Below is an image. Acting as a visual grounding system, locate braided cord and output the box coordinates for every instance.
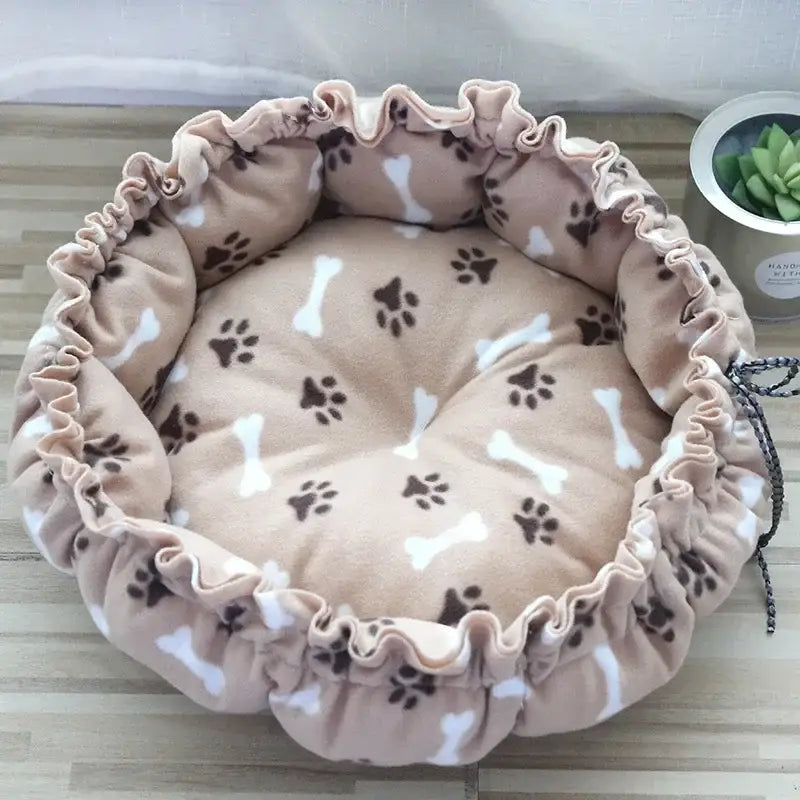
[726,356,800,634]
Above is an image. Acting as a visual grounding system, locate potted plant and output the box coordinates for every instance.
[684,91,800,321]
[713,123,800,222]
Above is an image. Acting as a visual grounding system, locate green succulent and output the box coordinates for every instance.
[714,123,800,222]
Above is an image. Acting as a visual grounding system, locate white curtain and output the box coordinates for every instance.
[2,0,798,118]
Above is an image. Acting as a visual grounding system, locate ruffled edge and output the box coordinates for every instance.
[11,80,768,723]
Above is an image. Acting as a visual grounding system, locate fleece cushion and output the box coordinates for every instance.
[9,80,769,766]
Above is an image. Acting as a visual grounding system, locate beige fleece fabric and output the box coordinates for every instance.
[9,80,770,766]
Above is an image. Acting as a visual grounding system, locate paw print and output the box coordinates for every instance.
[363,616,396,638]
[450,246,497,285]
[575,304,619,346]
[208,318,259,368]
[74,533,90,555]
[319,127,356,171]
[300,375,347,425]
[131,218,153,236]
[507,363,556,410]
[312,632,352,675]
[673,549,718,599]
[678,296,699,326]
[230,141,259,171]
[82,483,108,518]
[643,193,669,218]
[700,260,721,289]
[83,434,130,473]
[441,130,475,162]
[634,597,676,642]
[482,177,509,227]
[158,403,200,455]
[567,599,599,648]
[525,618,546,651]
[201,231,251,275]
[42,464,54,485]
[388,664,436,710]
[614,294,628,341]
[287,101,314,129]
[566,200,601,247]
[458,205,483,224]
[126,555,174,608]
[513,497,559,545]
[388,99,408,124]
[655,255,674,281]
[353,617,395,657]
[436,585,489,626]
[373,276,418,337]
[402,473,449,510]
[217,603,246,635]
[250,242,286,266]
[288,480,338,521]
[609,157,631,179]
[140,359,175,415]
[91,260,123,292]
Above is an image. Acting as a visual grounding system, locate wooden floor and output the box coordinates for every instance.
[1,105,798,799]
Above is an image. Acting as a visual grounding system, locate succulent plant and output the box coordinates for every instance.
[714,123,800,222]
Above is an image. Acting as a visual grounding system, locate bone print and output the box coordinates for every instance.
[426,709,476,766]
[631,518,656,561]
[88,604,110,638]
[736,511,758,546]
[22,506,67,574]
[487,429,568,495]
[733,419,752,441]
[155,625,225,696]
[21,414,53,438]
[270,683,322,716]
[648,386,667,409]
[232,413,272,498]
[393,223,424,239]
[174,188,205,228]
[169,508,190,527]
[523,226,555,259]
[736,474,765,545]
[28,324,58,350]
[101,307,161,370]
[166,358,189,384]
[490,676,531,700]
[262,558,291,589]
[592,388,643,470]
[739,474,765,508]
[393,387,438,460]
[221,556,259,577]
[475,313,552,372]
[593,643,623,722]
[307,151,323,193]
[405,511,488,571]
[256,591,295,630]
[293,255,343,338]
[649,432,684,476]
[381,155,433,224]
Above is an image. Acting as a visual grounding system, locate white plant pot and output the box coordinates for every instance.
[684,91,800,322]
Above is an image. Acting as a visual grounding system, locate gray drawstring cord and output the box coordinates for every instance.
[726,356,800,634]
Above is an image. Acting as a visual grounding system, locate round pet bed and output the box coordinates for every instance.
[10,81,777,765]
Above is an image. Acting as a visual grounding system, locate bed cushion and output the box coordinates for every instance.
[9,79,770,766]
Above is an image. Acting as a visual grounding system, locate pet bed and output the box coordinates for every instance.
[9,80,783,765]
